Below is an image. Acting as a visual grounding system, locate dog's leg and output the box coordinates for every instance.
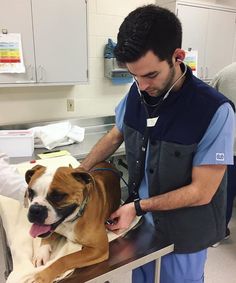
[33,233,60,267]
[28,228,109,283]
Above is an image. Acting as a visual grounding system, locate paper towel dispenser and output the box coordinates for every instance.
[104,38,133,84]
[104,58,133,80]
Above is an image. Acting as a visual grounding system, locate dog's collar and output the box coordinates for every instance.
[67,194,89,222]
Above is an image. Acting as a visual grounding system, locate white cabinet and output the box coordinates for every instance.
[0,0,36,84]
[0,0,88,85]
[177,4,208,79]
[204,9,236,80]
[156,1,236,81]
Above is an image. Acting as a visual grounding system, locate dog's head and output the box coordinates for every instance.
[25,165,94,238]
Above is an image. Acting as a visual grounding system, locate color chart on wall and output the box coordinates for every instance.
[184,50,198,77]
[0,33,25,73]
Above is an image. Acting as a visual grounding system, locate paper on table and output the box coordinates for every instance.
[37,150,71,159]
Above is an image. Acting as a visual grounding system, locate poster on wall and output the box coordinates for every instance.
[184,50,198,77]
[0,33,25,73]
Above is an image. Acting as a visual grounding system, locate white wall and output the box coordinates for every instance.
[156,0,236,7]
[0,0,155,126]
[1,0,235,127]
[216,0,236,7]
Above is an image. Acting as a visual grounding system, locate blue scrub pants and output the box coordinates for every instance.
[226,156,236,228]
[132,249,207,283]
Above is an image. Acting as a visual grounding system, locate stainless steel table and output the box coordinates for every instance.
[59,219,174,283]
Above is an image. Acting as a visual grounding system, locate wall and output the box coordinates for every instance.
[216,0,236,7]
[1,0,235,127]
[0,0,155,126]
[156,0,236,7]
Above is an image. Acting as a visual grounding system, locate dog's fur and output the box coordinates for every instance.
[25,161,121,283]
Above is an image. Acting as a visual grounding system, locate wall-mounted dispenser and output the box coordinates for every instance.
[104,39,133,85]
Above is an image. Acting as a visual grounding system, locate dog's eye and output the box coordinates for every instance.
[28,188,35,201]
[48,190,67,203]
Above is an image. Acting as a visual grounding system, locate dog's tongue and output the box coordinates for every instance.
[29,224,52,238]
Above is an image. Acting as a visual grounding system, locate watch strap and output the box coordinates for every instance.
[134,198,146,216]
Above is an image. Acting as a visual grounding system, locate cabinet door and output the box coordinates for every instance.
[205,9,236,80]
[31,0,88,84]
[177,4,208,79]
[0,0,36,84]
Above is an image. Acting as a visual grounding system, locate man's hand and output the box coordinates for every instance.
[106,202,136,234]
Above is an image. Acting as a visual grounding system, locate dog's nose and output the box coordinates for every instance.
[28,204,48,224]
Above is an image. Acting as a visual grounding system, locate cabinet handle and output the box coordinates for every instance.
[25,64,30,79]
[23,64,35,82]
[38,65,43,81]
[205,67,208,79]
[28,64,35,81]
[200,67,204,79]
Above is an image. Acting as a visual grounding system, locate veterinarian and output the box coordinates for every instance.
[0,152,26,203]
[80,5,235,283]
[210,62,236,247]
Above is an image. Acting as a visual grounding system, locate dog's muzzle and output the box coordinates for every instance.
[28,204,48,224]
[28,203,79,238]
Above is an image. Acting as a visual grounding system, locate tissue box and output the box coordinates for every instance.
[0,130,34,157]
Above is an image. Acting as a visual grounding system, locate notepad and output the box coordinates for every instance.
[37,150,71,159]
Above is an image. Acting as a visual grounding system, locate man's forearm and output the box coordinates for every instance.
[140,164,226,212]
[80,126,124,171]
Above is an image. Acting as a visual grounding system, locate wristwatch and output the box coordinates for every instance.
[134,198,146,216]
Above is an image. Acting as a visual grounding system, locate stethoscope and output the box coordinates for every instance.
[134,60,188,127]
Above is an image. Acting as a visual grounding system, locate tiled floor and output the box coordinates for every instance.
[205,209,236,283]
[1,210,236,283]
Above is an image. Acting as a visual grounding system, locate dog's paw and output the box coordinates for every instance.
[24,272,51,283]
[33,244,52,267]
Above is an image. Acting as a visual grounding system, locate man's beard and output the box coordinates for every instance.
[149,66,176,97]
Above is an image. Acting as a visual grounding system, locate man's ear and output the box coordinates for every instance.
[173,48,185,64]
[25,165,45,184]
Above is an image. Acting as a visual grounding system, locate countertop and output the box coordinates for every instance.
[7,116,125,164]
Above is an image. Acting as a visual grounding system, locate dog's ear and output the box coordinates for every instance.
[25,165,45,184]
[71,171,94,185]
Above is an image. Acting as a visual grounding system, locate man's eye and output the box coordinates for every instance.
[148,73,158,79]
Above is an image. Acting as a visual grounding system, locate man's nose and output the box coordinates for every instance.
[137,78,149,91]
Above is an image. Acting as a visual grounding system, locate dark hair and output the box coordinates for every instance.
[114,5,182,65]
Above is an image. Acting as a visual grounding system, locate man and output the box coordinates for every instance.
[0,152,26,203]
[211,62,236,245]
[80,5,234,283]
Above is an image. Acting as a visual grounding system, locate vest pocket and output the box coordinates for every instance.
[150,141,197,194]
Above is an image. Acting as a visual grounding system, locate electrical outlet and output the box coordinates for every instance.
[67,99,75,112]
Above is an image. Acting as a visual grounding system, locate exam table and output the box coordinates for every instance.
[0,116,174,283]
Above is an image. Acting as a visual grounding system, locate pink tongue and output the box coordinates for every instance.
[29,224,52,238]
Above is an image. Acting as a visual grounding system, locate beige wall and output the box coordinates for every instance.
[1,0,235,126]
[0,0,155,126]
[216,0,236,6]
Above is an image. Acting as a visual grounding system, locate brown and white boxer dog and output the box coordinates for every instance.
[24,161,121,283]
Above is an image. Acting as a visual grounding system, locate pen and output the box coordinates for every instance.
[42,150,61,154]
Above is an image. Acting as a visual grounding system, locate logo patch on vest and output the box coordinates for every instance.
[216,153,225,161]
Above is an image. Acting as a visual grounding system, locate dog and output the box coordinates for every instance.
[24,161,121,283]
